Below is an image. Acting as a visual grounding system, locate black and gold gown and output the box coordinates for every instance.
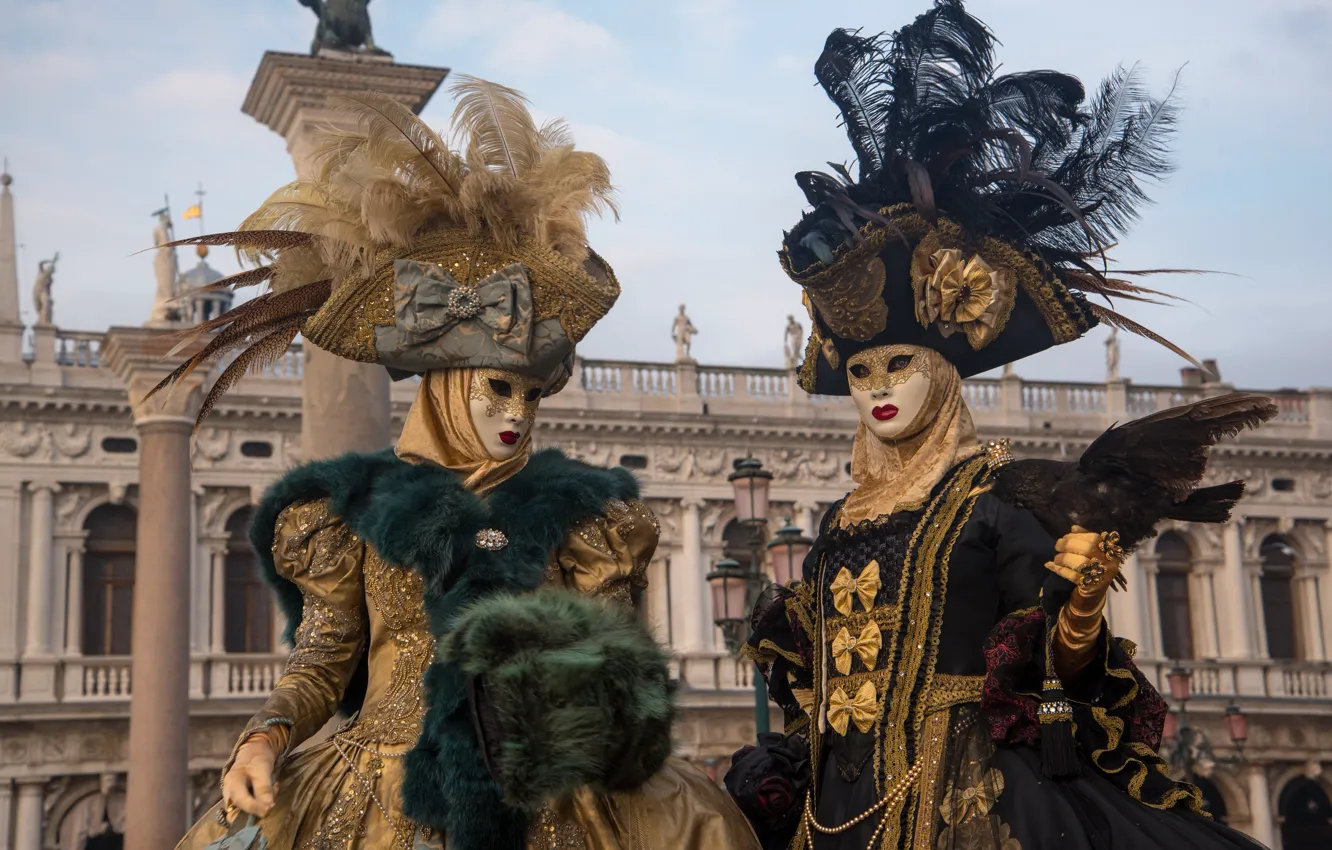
[732,448,1265,850]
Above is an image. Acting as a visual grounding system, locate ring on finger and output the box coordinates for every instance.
[1077,561,1107,588]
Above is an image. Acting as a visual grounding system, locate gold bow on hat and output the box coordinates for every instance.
[829,560,881,617]
[831,621,883,675]
[827,680,878,736]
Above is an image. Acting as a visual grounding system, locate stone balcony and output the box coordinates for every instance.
[11,330,1331,445]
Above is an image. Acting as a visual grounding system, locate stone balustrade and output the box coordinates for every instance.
[10,331,1329,443]
[15,652,1332,706]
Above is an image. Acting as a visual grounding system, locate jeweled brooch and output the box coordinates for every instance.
[475,528,509,551]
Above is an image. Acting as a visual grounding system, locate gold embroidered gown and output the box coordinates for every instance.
[179,498,758,850]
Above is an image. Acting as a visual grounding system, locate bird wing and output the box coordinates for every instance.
[297,0,324,15]
[1079,392,1278,501]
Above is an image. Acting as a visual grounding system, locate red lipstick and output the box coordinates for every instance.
[872,404,898,421]
[499,431,520,445]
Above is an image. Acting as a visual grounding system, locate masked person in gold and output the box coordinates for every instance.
[160,77,759,850]
[724,3,1273,849]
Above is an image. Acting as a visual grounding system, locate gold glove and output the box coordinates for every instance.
[1045,526,1124,680]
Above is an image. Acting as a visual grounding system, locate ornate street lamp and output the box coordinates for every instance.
[705,457,781,740]
[728,457,773,524]
[1162,664,1248,781]
[706,557,749,652]
[767,519,814,587]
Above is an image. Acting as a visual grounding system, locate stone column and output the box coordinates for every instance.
[0,779,13,850]
[1108,552,1146,649]
[0,483,19,703]
[19,483,59,702]
[209,542,228,655]
[1139,554,1164,659]
[794,501,818,540]
[1245,764,1275,847]
[64,539,86,655]
[103,328,205,850]
[1219,520,1256,659]
[1294,569,1326,661]
[12,779,43,850]
[672,498,708,653]
[22,483,57,656]
[241,51,448,461]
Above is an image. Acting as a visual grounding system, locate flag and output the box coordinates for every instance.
[182,205,202,220]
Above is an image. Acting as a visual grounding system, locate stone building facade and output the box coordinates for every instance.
[2,210,1332,848]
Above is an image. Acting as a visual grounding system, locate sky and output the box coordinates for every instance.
[1,0,1329,389]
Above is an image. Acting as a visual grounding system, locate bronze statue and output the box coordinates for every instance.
[297,0,388,55]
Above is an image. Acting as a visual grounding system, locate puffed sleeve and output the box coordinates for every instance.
[548,498,658,608]
[237,499,369,758]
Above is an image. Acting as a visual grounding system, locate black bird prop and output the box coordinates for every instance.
[989,392,1279,584]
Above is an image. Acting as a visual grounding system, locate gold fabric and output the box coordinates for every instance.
[395,369,533,493]
[827,680,878,736]
[910,237,1017,352]
[838,346,980,528]
[179,497,758,850]
[828,560,881,617]
[830,622,882,676]
[1053,588,1109,681]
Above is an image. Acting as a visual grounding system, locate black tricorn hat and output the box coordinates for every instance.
[784,1,1194,396]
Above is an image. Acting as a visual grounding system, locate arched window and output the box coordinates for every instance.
[1278,777,1332,850]
[1260,535,1298,660]
[1192,776,1228,825]
[1155,532,1194,660]
[223,507,272,653]
[83,505,136,656]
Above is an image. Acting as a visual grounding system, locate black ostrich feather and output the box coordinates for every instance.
[799,0,1179,268]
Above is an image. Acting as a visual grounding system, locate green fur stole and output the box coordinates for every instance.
[247,448,657,850]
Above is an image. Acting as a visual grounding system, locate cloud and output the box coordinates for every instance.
[676,0,746,49]
[420,0,623,71]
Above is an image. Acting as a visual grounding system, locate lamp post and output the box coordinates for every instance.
[1162,664,1248,781]
[708,456,815,742]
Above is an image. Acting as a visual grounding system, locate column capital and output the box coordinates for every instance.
[25,481,60,495]
[679,497,707,512]
[101,327,207,425]
[14,775,49,788]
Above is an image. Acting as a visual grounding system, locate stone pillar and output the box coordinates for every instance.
[794,501,817,540]
[1294,569,1327,661]
[0,779,13,850]
[1139,554,1164,659]
[241,51,448,461]
[209,542,228,655]
[1188,568,1221,659]
[102,328,205,850]
[12,779,43,850]
[1245,765,1275,847]
[1220,520,1257,659]
[1108,552,1146,649]
[19,483,59,702]
[673,498,708,653]
[22,483,57,656]
[0,483,20,703]
[64,539,86,655]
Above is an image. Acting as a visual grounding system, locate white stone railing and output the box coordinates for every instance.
[1140,658,1332,701]
[672,651,756,692]
[210,653,287,698]
[17,329,1328,438]
[54,331,103,368]
[63,656,133,701]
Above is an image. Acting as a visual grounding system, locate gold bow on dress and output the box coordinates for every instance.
[827,680,878,736]
[829,560,881,616]
[831,622,883,675]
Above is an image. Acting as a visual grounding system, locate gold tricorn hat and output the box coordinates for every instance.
[150,76,619,425]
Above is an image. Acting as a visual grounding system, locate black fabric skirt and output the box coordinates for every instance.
[807,706,1266,850]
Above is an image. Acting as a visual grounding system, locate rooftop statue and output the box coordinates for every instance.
[297,0,388,56]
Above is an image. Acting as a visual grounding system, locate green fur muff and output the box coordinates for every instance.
[247,448,673,850]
